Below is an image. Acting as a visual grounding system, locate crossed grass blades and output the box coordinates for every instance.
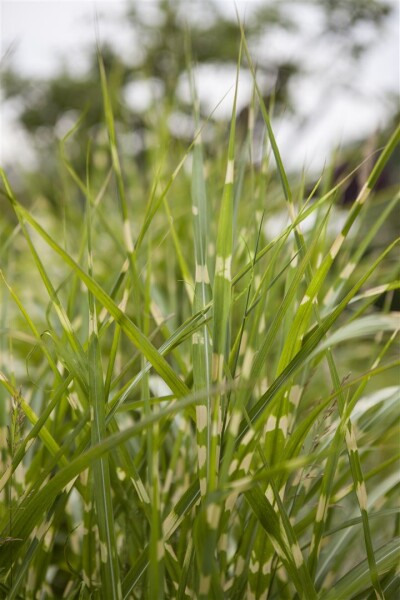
[0,29,399,600]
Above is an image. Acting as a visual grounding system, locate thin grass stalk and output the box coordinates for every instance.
[189,62,213,498]
[97,51,143,329]
[195,40,242,600]
[86,154,122,598]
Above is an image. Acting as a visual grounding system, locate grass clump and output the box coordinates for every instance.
[0,35,399,600]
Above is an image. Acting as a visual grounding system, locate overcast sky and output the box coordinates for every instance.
[1,0,399,171]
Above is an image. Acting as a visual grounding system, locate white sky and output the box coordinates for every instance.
[0,0,399,171]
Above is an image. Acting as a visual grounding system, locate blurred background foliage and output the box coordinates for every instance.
[1,0,398,206]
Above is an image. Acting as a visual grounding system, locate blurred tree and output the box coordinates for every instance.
[0,0,394,201]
